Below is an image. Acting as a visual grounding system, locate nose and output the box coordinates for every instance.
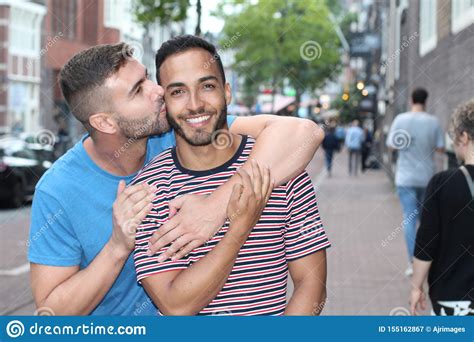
[187,91,204,114]
[149,82,164,102]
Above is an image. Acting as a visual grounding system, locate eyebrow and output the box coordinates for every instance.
[166,75,219,91]
[128,69,148,97]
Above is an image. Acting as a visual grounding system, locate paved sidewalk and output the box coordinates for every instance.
[304,148,416,315]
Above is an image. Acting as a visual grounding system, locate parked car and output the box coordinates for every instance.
[0,136,53,207]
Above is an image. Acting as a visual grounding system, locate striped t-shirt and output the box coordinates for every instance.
[133,135,330,315]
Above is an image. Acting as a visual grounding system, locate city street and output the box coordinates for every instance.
[0,147,415,316]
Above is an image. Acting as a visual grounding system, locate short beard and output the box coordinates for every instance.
[167,106,227,146]
[115,111,169,140]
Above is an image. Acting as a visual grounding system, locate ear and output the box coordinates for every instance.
[224,82,232,106]
[460,131,470,146]
[89,113,118,135]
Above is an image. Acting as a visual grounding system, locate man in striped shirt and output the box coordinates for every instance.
[133,35,330,315]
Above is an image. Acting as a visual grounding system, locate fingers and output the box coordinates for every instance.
[117,183,153,206]
[148,215,179,245]
[155,233,192,262]
[135,200,154,223]
[261,164,271,197]
[148,222,182,255]
[172,240,204,260]
[168,195,186,219]
[227,183,244,221]
[237,168,253,206]
[116,180,126,197]
[250,159,262,197]
[229,183,243,204]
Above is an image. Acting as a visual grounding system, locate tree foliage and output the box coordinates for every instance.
[220,0,342,106]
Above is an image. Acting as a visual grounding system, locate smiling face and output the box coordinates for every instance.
[159,48,231,146]
[104,59,169,139]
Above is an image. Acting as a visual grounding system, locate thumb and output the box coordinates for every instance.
[116,180,126,197]
[229,183,243,204]
[168,195,187,218]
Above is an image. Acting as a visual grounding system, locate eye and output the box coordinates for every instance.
[135,86,142,95]
[203,83,216,90]
[170,89,184,96]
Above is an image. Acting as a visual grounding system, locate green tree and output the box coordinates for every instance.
[133,0,189,29]
[220,0,341,112]
[331,83,364,123]
[134,0,203,36]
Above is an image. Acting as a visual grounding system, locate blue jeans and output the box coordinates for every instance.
[396,186,426,262]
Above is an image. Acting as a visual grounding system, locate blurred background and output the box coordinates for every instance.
[0,0,472,316]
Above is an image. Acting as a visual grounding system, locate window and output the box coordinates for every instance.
[51,0,77,39]
[419,0,437,56]
[452,0,474,33]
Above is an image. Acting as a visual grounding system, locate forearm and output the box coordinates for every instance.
[285,280,326,316]
[238,117,323,184]
[148,228,249,315]
[411,257,432,290]
[211,118,323,216]
[39,241,129,315]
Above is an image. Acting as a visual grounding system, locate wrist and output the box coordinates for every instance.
[106,238,131,261]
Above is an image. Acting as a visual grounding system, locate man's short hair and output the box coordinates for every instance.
[59,43,133,133]
[450,99,474,142]
[155,35,225,85]
[411,88,428,105]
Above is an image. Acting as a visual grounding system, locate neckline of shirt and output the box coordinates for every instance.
[77,134,152,182]
[171,134,248,177]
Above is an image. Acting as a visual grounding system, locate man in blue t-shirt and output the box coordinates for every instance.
[28,42,325,315]
[386,88,445,277]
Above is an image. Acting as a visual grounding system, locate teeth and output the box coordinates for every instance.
[186,115,210,124]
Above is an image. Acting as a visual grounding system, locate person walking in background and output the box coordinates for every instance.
[361,127,373,172]
[322,125,340,177]
[386,88,445,277]
[345,120,364,176]
[410,99,474,316]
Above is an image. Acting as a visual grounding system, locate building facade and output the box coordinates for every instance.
[381,0,474,169]
[0,0,46,133]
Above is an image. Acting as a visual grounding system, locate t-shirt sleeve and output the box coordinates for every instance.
[28,190,82,266]
[134,211,190,283]
[284,171,330,262]
[386,117,399,148]
[414,174,441,261]
[434,121,445,149]
[227,115,237,127]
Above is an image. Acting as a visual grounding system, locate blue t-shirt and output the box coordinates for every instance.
[386,112,444,187]
[28,117,236,316]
